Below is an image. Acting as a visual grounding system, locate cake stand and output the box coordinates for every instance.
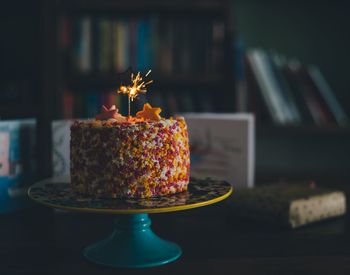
[28,177,232,268]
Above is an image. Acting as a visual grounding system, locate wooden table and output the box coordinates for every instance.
[1,201,350,275]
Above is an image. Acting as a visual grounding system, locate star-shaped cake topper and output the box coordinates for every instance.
[95,105,126,121]
[136,103,162,121]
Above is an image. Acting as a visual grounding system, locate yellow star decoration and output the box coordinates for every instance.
[136,103,162,121]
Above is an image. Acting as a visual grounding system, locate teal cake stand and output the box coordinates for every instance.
[28,177,232,268]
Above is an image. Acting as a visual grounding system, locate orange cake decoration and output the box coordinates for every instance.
[70,70,190,199]
[136,103,162,121]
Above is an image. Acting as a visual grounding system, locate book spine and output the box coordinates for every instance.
[288,62,330,125]
[269,53,302,124]
[136,19,151,71]
[308,65,348,126]
[283,63,314,124]
[129,19,137,70]
[98,18,112,73]
[302,67,336,125]
[247,49,289,124]
[91,18,100,73]
[80,16,92,73]
[263,52,295,124]
[112,21,121,72]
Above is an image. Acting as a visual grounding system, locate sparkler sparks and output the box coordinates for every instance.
[117,70,153,116]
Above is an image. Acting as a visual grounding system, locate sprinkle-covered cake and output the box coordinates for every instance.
[70,103,190,198]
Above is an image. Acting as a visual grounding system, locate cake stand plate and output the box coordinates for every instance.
[28,177,232,268]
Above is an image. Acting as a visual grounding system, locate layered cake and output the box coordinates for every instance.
[70,104,190,198]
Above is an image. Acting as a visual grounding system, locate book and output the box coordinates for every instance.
[247,49,292,124]
[287,61,332,125]
[181,113,255,188]
[98,18,112,72]
[308,65,349,126]
[283,61,315,124]
[121,20,131,71]
[136,19,151,71]
[228,181,346,228]
[112,20,130,72]
[245,55,273,123]
[80,16,92,73]
[269,53,302,124]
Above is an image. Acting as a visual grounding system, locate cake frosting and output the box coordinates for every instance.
[70,116,190,198]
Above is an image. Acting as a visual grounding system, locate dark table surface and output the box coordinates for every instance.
[1,199,350,275]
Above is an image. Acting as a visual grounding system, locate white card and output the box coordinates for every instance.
[52,120,75,176]
[182,113,255,188]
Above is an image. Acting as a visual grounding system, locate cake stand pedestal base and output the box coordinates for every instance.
[28,178,232,268]
[83,214,182,268]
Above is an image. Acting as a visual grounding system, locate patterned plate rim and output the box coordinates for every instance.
[28,178,233,214]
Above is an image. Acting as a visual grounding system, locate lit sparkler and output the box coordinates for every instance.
[117,70,153,117]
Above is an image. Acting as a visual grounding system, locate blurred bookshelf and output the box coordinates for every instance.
[231,0,350,181]
[232,45,350,181]
[42,0,234,121]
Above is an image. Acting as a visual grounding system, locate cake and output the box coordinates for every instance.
[70,104,190,199]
